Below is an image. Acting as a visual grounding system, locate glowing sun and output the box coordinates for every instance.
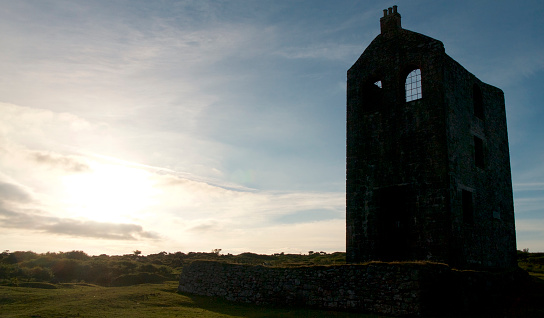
[62,161,159,223]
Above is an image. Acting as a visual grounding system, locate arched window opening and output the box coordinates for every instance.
[473,84,484,119]
[405,69,422,102]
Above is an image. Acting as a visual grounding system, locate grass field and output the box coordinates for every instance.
[2,250,544,317]
[0,281,383,318]
[2,277,544,317]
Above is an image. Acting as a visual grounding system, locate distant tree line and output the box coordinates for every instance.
[0,250,178,286]
[0,250,346,286]
[1,249,541,287]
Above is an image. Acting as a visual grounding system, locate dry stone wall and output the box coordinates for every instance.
[179,261,425,315]
[178,261,529,316]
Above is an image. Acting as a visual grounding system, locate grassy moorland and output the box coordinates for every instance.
[1,250,543,317]
[0,281,387,318]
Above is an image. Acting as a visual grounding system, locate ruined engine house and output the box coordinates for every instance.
[346,6,517,269]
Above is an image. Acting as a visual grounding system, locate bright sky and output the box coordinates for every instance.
[1,1,543,256]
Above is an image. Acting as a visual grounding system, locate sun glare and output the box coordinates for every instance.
[62,162,159,223]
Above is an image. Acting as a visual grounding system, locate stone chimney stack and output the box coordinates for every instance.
[380,5,401,34]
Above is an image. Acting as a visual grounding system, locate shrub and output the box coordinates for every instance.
[110,272,168,286]
[28,266,54,281]
[63,251,90,261]
[137,263,157,273]
[0,264,23,280]
[51,259,81,282]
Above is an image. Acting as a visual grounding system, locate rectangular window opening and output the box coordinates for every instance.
[474,136,484,168]
[462,190,474,224]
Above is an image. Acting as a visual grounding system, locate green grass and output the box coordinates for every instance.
[2,278,544,317]
[0,281,383,318]
[2,251,544,317]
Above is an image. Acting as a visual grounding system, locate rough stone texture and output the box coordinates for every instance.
[346,8,516,269]
[178,260,529,316]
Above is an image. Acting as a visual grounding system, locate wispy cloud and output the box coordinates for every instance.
[41,218,159,241]
[0,102,95,152]
[0,202,158,241]
[29,151,91,173]
[0,176,158,241]
[274,43,363,61]
[514,182,544,191]
[152,171,344,224]
[186,219,223,234]
[517,219,544,233]
[0,181,32,203]
[514,197,544,214]
[482,51,544,89]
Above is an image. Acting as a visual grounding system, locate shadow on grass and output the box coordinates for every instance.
[10,282,57,289]
[178,292,384,318]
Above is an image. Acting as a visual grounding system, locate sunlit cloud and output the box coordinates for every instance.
[0,104,345,252]
[29,151,91,173]
[186,219,224,234]
[41,219,160,241]
[0,175,159,241]
[0,206,159,241]
[0,181,32,203]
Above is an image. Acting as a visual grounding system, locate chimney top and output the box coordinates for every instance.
[380,5,401,34]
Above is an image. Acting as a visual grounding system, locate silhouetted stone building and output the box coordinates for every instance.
[346,6,517,269]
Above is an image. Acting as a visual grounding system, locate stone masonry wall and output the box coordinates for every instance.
[179,260,425,315]
[443,54,517,269]
[346,28,453,265]
[178,260,529,316]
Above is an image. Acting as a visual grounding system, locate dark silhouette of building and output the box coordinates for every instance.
[346,6,517,269]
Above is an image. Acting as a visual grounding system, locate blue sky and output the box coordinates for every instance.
[0,0,543,255]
